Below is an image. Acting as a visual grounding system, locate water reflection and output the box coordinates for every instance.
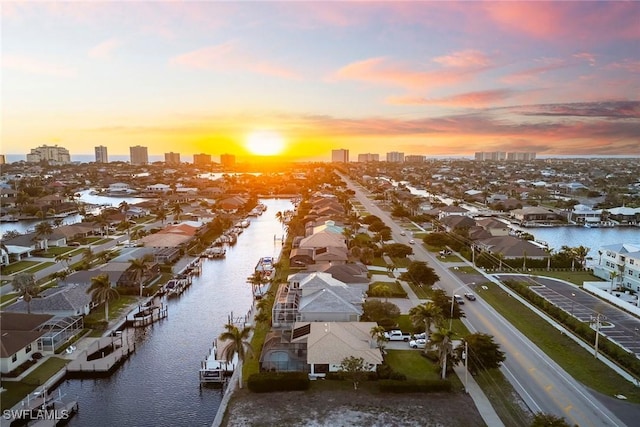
[55,198,292,427]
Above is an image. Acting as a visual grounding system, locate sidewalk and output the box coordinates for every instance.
[453,364,505,427]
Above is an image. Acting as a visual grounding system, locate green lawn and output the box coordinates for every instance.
[84,295,138,324]
[406,281,430,299]
[36,247,75,257]
[0,357,69,410]
[22,262,55,274]
[369,281,407,298]
[477,282,640,403]
[1,261,39,275]
[473,369,534,427]
[526,270,600,286]
[390,257,411,268]
[384,349,442,381]
[438,254,463,262]
[451,266,478,274]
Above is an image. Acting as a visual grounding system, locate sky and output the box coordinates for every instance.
[2,1,640,162]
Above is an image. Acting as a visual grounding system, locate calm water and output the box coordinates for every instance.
[54,198,291,427]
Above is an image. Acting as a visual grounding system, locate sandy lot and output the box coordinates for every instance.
[222,386,485,427]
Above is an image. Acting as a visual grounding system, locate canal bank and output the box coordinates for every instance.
[43,198,292,427]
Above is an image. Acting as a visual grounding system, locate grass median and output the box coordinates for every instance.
[476,281,640,403]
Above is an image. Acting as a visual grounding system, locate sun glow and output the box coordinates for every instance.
[245,130,286,156]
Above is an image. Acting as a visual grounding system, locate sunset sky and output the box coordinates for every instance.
[2,1,639,162]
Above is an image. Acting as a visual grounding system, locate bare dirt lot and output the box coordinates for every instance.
[222,386,485,427]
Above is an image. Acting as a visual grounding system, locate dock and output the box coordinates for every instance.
[126,299,168,327]
[66,330,135,376]
[6,387,79,426]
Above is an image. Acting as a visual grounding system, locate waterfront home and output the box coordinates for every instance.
[0,313,54,374]
[145,183,171,192]
[509,206,563,225]
[311,246,349,265]
[593,243,640,292]
[475,235,549,260]
[568,204,603,225]
[290,322,383,377]
[4,283,94,316]
[298,230,347,252]
[607,207,640,225]
[439,215,476,232]
[272,272,365,328]
[55,223,101,240]
[217,195,248,212]
[474,218,511,237]
[108,182,132,194]
[437,205,470,219]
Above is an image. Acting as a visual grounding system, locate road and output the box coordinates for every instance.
[341,173,632,427]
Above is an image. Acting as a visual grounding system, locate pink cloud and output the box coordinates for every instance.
[607,59,640,74]
[433,50,492,68]
[88,38,122,60]
[333,50,492,90]
[3,54,76,78]
[170,41,298,79]
[501,57,570,85]
[481,2,640,42]
[388,89,516,107]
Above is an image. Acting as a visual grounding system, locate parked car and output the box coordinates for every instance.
[400,231,406,236]
[464,292,476,301]
[384,330,411,341]
[409,338,427,349]
[454,294,465,304]
[412,332,427,340]
[409,239,415,244]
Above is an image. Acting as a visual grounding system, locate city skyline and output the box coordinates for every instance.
[2,2,640,161]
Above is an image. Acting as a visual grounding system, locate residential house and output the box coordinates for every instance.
[509,207,563,225]
[0,313,53,374]
[4,283,94,316]
[593,243,640,292]
[475,235,549,260]
[568,204,603,225]
[3,233,39,261]
[475,218,511,236]
[606,207,640,225]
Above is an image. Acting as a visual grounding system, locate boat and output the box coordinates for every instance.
[255,256,275,277]
[199,339,238,384]
[253,282,270,300]
[203,247,226,259]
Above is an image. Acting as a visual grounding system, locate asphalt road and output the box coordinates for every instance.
[341,173,634,427]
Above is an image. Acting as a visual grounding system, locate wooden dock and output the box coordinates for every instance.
[66,330,135,376]
[126,300,168,327]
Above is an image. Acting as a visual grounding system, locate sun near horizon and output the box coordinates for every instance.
[244,130,286,157]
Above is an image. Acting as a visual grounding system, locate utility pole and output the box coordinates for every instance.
[591,313,605,359]
[464,340,469,393]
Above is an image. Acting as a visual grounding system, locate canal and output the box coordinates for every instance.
[55,198,292,427]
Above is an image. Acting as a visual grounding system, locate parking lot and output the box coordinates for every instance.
[498,275,640,357]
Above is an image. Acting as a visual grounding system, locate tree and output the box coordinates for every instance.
[55,253,73,272]
[609,270,620,292]
[409,302,442,344]
[246,272,269,295]
[382,243,413,258]
[455,333,505,374]
[82,247,94,266]
[371,283,392,302]
[171,202,183,221]
[155,206,167,225]
[218,323,254,389]
[87,273,119,322]
[573,245,590,269]
[430,327,456,379]
[399,261,440,288]
[129,254,155,296]
[530,413,575,427]
[361,300,401,330]
[34,221,53,250]
[12,273,39,314]
[339,356,371,390]
[370,325,387,352]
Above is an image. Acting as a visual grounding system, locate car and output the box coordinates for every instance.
[464,292,476,301]
[68,242,81,247]
[412,332,428,340]
[453,294,465,304]
[408,239,415,244]
[400,231,406,236]
[409,338,427,349]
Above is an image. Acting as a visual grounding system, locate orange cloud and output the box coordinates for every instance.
[433,50,492,68]
[170,41,299,79]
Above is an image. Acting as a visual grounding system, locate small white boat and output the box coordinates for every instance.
[199,339,238,383]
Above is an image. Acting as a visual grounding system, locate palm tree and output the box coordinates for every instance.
[95,213,111,236]
[55,253,72,272]
[171,202,183,222]
[430,327,455,379]
[370,325,387,352]
[129,254,154,297]
[87,273,119,322]
[609,270,620,292]
[155,207,167,225]
[12,273,39,314]
[218,323,253,389]
[409,302,443,345]
[34,221,54,251]
[574,245,590,270]
[118,201,129,214]
[82,247,94,266]
[246,272,269,295]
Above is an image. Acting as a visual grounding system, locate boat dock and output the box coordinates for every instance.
[6,387,79,426]
[66,330,135,377]
[126,299,168,327]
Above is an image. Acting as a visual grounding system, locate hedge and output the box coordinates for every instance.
[378,379,452,393]
[247,372,310,393]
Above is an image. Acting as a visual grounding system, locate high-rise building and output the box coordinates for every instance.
[130,145,149,165]
[475,152,507,161]
[220,153,236,168]
[405,155,425,163]
[0,155,5,165]
[357,153,379,162]
[95,146,108,163]
[507,152,536,161]
[386,151,404,162]
[193,153,211,166]
[26,145,71,164]
[165,152,181,165]
[331,149,349,163]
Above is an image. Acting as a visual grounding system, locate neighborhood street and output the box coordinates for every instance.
[340,173,634,427]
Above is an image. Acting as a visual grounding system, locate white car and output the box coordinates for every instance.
[409,239,416,245]
[409,338,427,349]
